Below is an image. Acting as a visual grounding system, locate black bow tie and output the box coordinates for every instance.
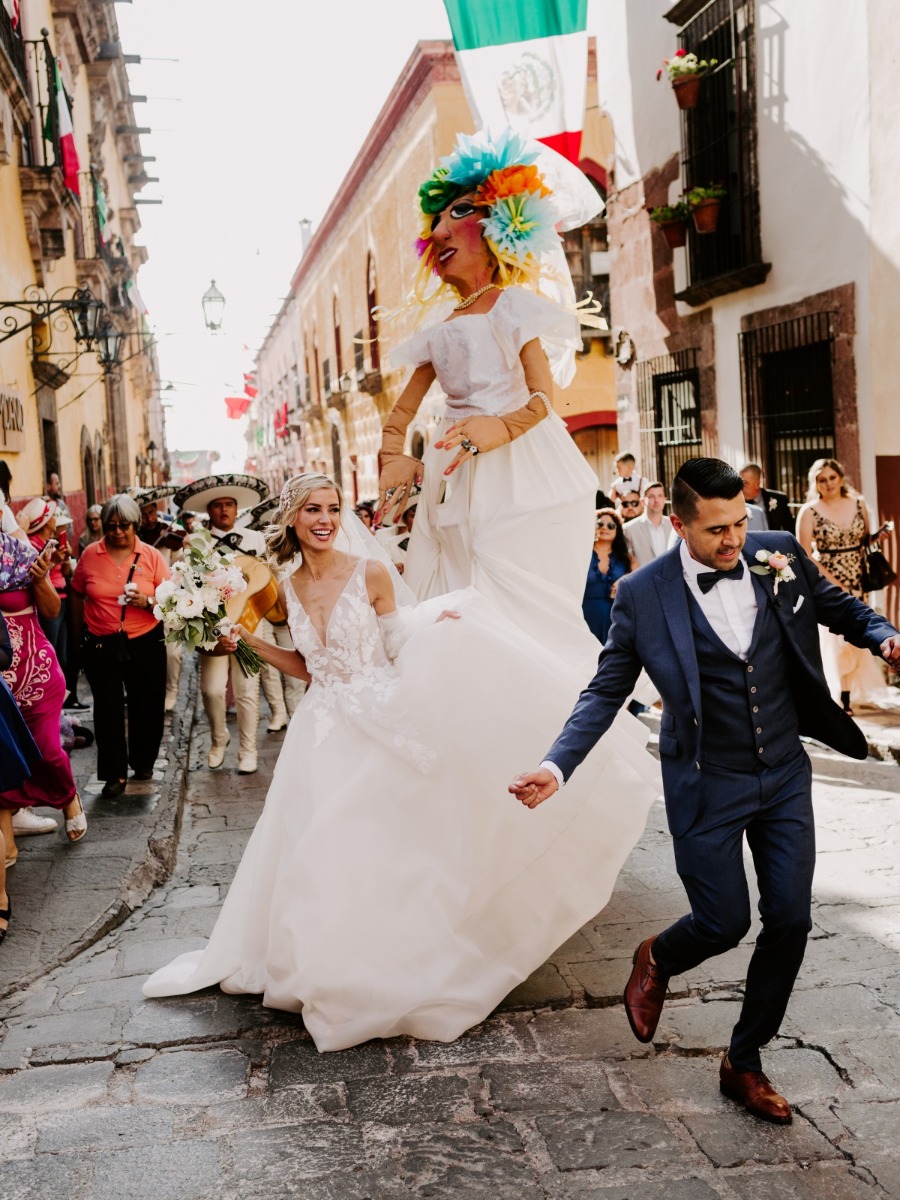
[697,559,744,594]
[214,531,255,555]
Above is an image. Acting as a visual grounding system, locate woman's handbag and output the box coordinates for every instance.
[861,538,897,592]
[82,552,140,664]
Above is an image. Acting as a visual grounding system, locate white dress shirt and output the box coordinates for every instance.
[679,539,758,660]
[210,525,266,556]
[541,541,760,792]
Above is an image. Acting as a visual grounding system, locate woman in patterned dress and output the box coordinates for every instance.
[796,458,890,712]
[0,533,85,866]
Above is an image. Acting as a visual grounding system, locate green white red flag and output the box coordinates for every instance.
[442,0,588,163]
[45,56,80,196]
[3,1,19,31]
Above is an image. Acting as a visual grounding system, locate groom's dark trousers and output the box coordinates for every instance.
[544,532,898,1073]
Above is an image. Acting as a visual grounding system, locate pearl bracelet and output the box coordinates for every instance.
[529,390,553,415]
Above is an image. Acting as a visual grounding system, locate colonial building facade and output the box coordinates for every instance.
[590,0,899,612]
[0,0,163,532]
[249,40,620,504]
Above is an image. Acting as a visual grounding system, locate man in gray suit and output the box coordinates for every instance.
[510,458,900,1124]
[624,482,673,568]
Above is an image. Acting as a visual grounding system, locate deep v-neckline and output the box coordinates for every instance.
[291,558,364,649]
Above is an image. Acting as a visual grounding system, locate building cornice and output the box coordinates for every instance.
[289,40,458,297]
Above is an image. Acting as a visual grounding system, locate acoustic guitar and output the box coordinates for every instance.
[224,553,288,632]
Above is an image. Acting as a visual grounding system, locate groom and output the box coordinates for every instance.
[511,458,900,1124]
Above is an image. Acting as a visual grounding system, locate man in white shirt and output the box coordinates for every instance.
[173,474,269,775]
[624,482,673,568]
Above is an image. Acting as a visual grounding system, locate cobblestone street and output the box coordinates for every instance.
[1,676,899,1199]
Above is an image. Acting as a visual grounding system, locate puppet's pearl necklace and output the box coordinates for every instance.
[453,283,499,311]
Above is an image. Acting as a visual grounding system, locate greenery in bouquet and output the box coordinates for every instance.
[153,529,263,677]
[657,49,718,81]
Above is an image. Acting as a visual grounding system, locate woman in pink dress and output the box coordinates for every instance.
[0,532,85,867]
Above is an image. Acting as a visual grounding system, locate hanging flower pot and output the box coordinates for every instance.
[685,186,727,235]
[648,202,691,249]
[672,75,702,109]
[658,218,689,248]
[657,51,718,110]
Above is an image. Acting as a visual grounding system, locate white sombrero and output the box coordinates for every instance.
[17,497,71,535]
[173,473,269,514]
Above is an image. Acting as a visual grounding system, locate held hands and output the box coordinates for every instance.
[435,416,511,477]
[376,456,424,524]
[27,555,51,583]
[509,768,559,810]
[880,635,900,666]
[123,583,150,609]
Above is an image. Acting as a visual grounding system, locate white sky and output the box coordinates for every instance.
[116,0,454,470]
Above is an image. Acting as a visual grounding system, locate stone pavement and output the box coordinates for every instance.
[0,668,196,1002]
[0,702,898,1198]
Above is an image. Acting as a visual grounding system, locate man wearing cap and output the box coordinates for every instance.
[173,474,268,774]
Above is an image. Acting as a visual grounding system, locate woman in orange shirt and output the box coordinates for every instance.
[71,496,170,799]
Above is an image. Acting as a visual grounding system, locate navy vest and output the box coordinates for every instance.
[687,586,800,771]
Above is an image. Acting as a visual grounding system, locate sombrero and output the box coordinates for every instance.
[173,473,268,514]
[17,498,71,535]
[238,498,279,532]
[130,484,179,508]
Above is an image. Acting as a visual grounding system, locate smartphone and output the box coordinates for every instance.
[57,528,68,550]
[39,538,58,561]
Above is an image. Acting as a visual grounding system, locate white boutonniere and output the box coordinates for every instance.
[768,496,778,512]
[750,549,796,594]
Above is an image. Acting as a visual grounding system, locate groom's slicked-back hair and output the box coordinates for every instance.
[671,458,744,522]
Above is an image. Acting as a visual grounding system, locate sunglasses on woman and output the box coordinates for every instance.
[596,521,617,531]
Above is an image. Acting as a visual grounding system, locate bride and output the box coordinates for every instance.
[143,473,660,1051]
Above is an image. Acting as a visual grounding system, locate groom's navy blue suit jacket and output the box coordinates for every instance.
[545,532,898,836]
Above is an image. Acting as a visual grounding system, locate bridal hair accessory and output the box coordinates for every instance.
[750,549,796,594]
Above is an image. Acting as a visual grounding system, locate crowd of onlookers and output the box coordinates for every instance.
[584,451,894,714]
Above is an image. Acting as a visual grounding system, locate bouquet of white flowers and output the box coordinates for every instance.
[153,529,263,676]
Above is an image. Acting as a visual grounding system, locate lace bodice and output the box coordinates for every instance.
[390,287,580,418]
[283,560,433,769]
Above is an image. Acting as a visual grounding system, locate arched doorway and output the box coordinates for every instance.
[81,427,96,506]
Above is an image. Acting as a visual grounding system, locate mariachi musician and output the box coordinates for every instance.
[173,474,271,775]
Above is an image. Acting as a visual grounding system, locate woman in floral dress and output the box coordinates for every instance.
[0,533,85,865]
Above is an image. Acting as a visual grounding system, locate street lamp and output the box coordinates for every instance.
[70,290,106,347]
[147,440,157,463]
[96,320,126,373]
[202,280,226,331]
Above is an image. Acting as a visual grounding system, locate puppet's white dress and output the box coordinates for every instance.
[395,286,602,669]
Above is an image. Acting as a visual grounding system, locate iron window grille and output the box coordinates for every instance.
[637,348,709,487]
[739,311,836,506]
[676,0,767,303]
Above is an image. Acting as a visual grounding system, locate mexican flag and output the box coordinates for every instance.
[3,1,19,31]
[44,56,80,196]
[443,0,588,163]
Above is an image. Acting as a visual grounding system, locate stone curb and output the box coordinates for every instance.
[0,664,198,1003]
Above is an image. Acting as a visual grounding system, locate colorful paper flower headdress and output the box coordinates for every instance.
[414,129,560,295]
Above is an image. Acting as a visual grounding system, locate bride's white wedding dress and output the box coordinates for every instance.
[144,558,661,1051]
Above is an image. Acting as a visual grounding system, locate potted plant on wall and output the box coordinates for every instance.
[657,50,718,109]
[686,184,727,234]
[648,201,692,249]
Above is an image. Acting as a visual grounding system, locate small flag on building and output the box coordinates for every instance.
[3,1,20,31]
[225,396,251,420]
[442,0,588,164]
[44,56,80,196]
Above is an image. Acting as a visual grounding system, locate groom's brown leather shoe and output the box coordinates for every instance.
[719,1056,793,1124]
[623,936,668,1043]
